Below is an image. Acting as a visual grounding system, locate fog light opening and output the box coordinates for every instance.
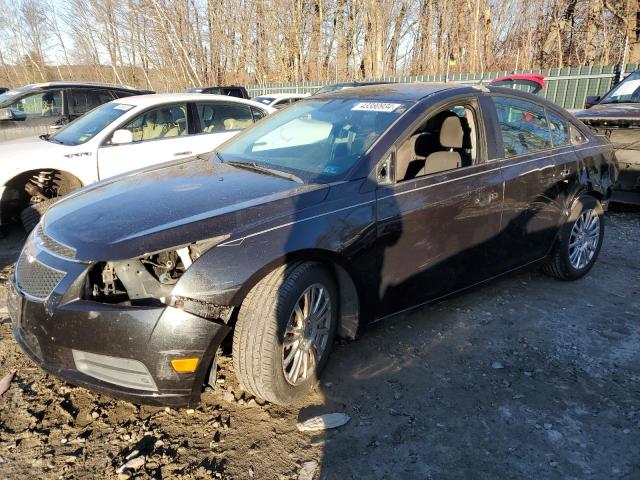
[171,357,200,373]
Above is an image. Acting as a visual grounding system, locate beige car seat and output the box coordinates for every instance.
[224,118,254,130]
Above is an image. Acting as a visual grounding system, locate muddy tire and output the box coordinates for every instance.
[543,195,604,281]
[20,197,61,233]
[232,262,338,405]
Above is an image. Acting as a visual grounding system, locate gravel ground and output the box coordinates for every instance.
[0,210,638,480]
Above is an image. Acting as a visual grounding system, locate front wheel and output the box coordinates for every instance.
[543,195,604,280]
[232,262,338,405]
[20,197,62,233]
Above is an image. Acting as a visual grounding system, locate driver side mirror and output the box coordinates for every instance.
[0,108,14,120]
[111,129,133,145]
[584,95,600,109]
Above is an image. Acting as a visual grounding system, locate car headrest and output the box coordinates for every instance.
[439,116,464,149]
[158,110,173,124]
[414,132,437,157]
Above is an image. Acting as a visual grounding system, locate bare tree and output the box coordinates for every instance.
[0,0,633,88]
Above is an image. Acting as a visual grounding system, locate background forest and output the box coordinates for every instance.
[0,0,634,89]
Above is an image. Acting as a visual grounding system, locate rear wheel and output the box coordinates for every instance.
[543,195,604,280]
[232,262,338,405]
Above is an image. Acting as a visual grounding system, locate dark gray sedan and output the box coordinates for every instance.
[8,83,617,407]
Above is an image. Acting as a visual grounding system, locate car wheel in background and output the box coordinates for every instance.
[232,262,338,405]
[20,197,61,233]
[543,195,605,280]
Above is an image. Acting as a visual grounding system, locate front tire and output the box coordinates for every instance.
[543,195,604,280]
[20,197,61,233]
[232,262,338,405]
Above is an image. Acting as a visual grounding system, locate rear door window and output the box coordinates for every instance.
[491,96,551,157]
[196,102,254,132]
[68,89,114,116]
[546,110,570,147]
[251,107,266,122]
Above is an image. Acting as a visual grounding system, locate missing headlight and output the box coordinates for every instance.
[85,235,229,305]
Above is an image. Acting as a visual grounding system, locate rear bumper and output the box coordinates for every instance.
[7,281,230,407]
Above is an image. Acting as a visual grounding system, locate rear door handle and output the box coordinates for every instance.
[174,151,192,156]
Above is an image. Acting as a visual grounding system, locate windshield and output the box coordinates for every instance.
[217,98,410,182]
[601,72,640,104]
[254,96,275,105]
[0,87,28,106]
[50,102,134,146]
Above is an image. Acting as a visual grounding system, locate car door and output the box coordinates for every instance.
[3,89,64,139]
[545,109,585,207]
[487,95,566,268]
[375,96,505,317]
[97,102,194,179]
[189,101,263,154]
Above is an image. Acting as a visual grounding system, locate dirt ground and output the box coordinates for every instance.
[0,209,638,480]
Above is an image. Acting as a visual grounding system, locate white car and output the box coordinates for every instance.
[0,93,275,227]
[253,93,309,109]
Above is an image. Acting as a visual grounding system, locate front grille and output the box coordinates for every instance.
[36,225,76,259]
[15,251,66,299]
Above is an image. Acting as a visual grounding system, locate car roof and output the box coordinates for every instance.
[255,93,309,99]
[190,85,246,90]
[110,93,275,111]
[17,81,150,92]
[313,82,483,102]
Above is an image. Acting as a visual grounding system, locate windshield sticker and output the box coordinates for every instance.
[114,104,134,111]
[323,166,339,174]
[351,102,402,112]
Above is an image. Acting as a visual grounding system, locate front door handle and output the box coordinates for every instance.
[174,151,192,157]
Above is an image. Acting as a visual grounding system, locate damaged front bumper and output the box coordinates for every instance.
[7,234,231,407]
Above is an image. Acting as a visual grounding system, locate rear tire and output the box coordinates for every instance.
[20,197,61,233]
[232,262,338,405]
[543,195,604,281]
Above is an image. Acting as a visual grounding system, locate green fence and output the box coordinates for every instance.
[246,64,640,110]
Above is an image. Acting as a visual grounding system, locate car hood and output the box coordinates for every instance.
[574,103,640,125]
[0,137,67,154]
[42,157,329,261]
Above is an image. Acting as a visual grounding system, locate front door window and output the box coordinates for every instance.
[123,104,188,142]
[10,91,62,117]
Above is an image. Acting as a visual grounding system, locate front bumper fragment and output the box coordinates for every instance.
[8,281,230,407]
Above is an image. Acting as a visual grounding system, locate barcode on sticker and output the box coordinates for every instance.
[351,102,401,112]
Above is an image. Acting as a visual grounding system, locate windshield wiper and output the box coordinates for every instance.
[40,133,65,145]
[225,160,303,184]
[601,99,640,105]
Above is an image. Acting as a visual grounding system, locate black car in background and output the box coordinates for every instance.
[575,71,640,203]
[0,87,8,95]
[313,80,392,95]
[9,83,616,407]
[186,86,249,99]
[0,82,153,142]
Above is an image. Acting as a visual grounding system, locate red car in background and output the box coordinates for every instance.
[490,74,546,94]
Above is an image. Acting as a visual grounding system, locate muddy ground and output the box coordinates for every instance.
[0,210,639,480]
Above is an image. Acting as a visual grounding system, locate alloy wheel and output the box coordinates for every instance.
[568,208,600,270]
[282,283,332,386]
